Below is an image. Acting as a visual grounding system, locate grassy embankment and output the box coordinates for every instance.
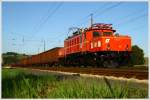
[2,68,148,98]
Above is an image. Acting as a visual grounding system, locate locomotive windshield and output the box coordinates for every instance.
[93,31,101,37]
[103,32,113,36]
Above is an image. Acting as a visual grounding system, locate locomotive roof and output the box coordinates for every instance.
[66,31,81,41]
[65,23,116,41]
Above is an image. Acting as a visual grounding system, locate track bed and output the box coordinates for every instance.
[15,66,148,80]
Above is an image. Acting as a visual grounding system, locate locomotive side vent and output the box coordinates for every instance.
[98,41,101,47]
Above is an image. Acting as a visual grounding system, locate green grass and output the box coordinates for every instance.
[2,68,148,98]
[49,78,148,98]
[2,68,56,98]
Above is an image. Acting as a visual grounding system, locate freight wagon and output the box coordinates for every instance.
[14,47,62,67]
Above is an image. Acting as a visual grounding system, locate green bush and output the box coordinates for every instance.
[130,45,145,65]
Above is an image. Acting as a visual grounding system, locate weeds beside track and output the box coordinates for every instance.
[2,68,148,98]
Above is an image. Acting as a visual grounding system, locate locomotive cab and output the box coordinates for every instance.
[82,23,131,52]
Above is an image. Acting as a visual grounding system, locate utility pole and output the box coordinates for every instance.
[44,40,45,52]
[90,13,93,27]
[38,47,39,54]
[41,39,46,52]
[22,36,24,54]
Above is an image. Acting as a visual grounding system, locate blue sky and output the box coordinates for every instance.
[2,2,148,56]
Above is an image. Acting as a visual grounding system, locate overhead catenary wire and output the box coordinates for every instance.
[75,3,109,27]
[94,2,122,18]
[24,3,63,42]
[11,32,29,37]
[11,3,64,54]
[33,2,64,35]
[115,13,147,27]
[31,3,58,35]
[77,2,123,27]
[23,2,63,53]
[71,3,108,27]
[121,24,146,34]
[110,7,147,24]
[80,3,147,35]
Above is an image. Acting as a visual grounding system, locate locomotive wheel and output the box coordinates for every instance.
[103,61,109,68]
[103,60,119,68]
[110,60,119,68]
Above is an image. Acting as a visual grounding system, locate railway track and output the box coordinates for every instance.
[16,66,148,80]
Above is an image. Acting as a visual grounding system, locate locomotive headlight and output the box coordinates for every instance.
[126,45,129,50]
[107,43,110,50]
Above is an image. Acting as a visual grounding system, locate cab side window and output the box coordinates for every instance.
[93,31,101,37]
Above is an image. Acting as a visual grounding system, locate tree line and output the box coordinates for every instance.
[2,52,28,66]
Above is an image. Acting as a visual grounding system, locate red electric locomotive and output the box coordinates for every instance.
[59,23,131,67]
